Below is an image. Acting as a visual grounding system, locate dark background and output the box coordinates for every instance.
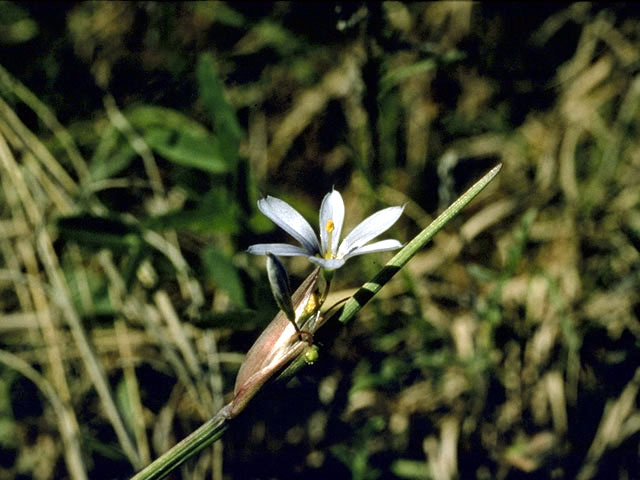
[1,3,639,479]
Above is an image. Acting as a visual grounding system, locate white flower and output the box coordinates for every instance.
[247,189,404,270]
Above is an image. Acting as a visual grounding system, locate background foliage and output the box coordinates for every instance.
[1,3,640,479]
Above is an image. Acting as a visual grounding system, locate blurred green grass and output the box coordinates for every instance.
[1,3,640,479]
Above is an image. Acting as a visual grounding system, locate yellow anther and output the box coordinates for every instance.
[325,219,334,233]
[304,293,318,315]
[325,219,336,257]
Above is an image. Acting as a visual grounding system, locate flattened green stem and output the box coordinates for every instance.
[130,406,230,480]
[337,163,502,324]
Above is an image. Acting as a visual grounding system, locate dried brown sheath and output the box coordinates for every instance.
[229,267,324,418]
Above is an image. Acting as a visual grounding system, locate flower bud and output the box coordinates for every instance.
[266,253,296,324]
[230,267,324,418]
[303,345,319,364]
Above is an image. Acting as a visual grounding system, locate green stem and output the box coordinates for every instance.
[130,406,230,480]
[337,163,502,324]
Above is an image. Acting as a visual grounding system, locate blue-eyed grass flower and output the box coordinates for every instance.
[248,189,404,270]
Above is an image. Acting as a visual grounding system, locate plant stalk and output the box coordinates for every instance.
[130,406,230,480]
[337,163,502,324]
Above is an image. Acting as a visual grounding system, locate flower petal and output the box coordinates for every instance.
[258,196,319,254]
[307,256,346,270]
[247,243,310,256]
[338,205,404,257]
[319,188,345,257]
[343,239,403,259]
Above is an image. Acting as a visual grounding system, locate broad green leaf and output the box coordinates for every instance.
[197,54,243,140]
[126,104,233,173]
[127,105,211,135]
[202,247,246,307]
[197,53,243,164]
[144,126,230,174]
[144,206,238,234]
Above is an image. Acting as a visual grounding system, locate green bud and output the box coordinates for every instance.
[303,345,319,365]
[266,253,296,324]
